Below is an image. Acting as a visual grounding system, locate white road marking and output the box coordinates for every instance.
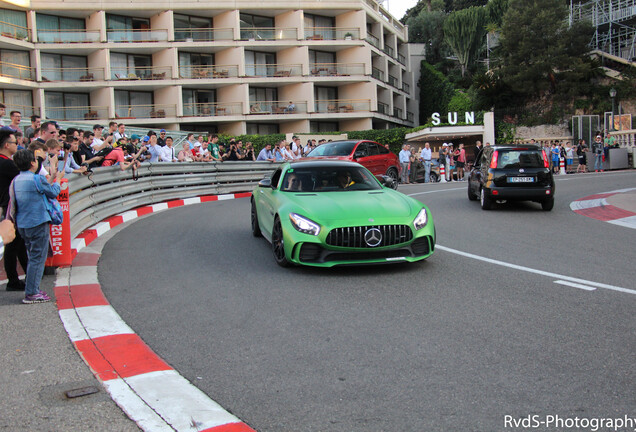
[436,245,636,296]
[407,187,465,197]
[554,280,596,291]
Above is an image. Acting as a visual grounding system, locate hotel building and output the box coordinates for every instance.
[0,0,418,135]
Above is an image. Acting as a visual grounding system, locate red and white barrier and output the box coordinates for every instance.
[559,157,566,175]
[439,163,446,183]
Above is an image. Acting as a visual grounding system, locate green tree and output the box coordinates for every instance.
[497,0,595,99]
[443,6,488,77]
[406,8,448,63]
[418,61,456,123]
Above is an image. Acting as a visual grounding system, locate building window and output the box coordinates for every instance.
[249,87,278,113]
[174,14,212,41]
[45,91,89,121]
[182,89,215,116]
[0,49,31,80]
[245,51,275,77]
[106,14,150,42]
[0,9,28,39]
[110,52,151,79]
[114,90,153,118]
[179,52,214,78]
[36,13,84,31]
[304,14,335,40]
[41,53,87,81]
[240,13,274,40]
[0,89,34,116]
[309,50,335,65]
[315,86,337,112]
[247,123,279,135]
[310,121,339,133]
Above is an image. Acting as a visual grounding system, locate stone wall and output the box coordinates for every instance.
[515,124,572,140]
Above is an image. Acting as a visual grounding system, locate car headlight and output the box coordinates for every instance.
[412,208,428,230]
[289,213,321,236]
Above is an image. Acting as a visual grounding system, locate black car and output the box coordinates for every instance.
[467,145,555,211]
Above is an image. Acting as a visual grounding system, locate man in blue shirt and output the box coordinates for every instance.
[257,143,275,161]
[398,144,411,184]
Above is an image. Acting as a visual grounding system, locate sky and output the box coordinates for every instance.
[385,0,419,20]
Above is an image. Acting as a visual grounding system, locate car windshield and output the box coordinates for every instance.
[307,141,357,157]
[281,166,382,192]
[497,150,544,169]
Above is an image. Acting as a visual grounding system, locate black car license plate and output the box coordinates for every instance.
[508,177,535,183]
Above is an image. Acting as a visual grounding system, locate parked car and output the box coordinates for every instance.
[251,160,436,267]
[467,145,555,211]
[412,158,441,183]
[306,140,400,189]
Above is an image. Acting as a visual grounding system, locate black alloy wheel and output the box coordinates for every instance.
[272,216,289,267]
[480,188,493,210]
[386,168,399,190]
[251,199,262,237]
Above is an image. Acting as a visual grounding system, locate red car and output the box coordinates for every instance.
[306,140,400,188]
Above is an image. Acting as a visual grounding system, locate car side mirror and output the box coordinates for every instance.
[258,178,273,188]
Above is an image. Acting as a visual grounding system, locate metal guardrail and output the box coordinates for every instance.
[67,161,280,239]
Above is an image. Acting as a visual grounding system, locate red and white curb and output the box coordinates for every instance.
[570,187,636,229]
[55,193,255,432]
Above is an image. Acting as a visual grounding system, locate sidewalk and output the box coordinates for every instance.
[570,187,636,229]
[0,250,139,431]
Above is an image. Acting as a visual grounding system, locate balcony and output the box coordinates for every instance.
[383,45,395,58]
[111,66,172,81]
[377,102,389,115]
[46,106,109,121]
[407,111,414,122]
[114,104,177,119]
[366,34,380,49]
[248,101,307,115]
[388,75,398,88]
[179,65,239,79]
[0,21,29,41]
[402,82,410,93]
[37,29,100,44]
[244,64,302,78]
[107,29,168,43]
[2,104,39,117]
[393,107,403,119]
[174,28,234,42]
[398,53,406,65]
[40,67,106,82]
[182,102,243,117]
[315,99,371,113]
[0,61,34,80]
[304,27,360,41]
[371,67,384,81]
[310,63,364,77]
[239,27,297,41]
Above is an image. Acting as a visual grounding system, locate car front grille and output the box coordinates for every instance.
[326,225,413,248]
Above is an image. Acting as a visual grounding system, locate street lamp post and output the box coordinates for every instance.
[609,88,617,131]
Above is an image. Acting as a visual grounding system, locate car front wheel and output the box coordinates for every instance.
[271,216,290,267]
[386,167,399,190]
[480,188,493,210]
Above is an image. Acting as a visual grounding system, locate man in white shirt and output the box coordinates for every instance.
[398,144,411,184]
[160,136,177,162]
[421,142,432,183]
[91,124,110,153]
[113,123,127,141]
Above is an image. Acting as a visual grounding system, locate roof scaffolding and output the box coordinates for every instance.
[570,0,636,62]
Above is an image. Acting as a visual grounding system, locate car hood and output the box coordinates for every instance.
[283,189,419,224]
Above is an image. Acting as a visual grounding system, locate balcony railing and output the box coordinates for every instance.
[0,61,34,80]
[383,45,395,57]
[366,34,380,49]
[239,27,297,41]
[304,27,360,41]
[244,64,302,77]
[174,28,233,42]
[182,102,243,117]
[309,63,365,76]
[315,99,371,114]
[46,106,109,121]
[377,102,389,115]
[371,67,384,81]
[114,104,177,119]
[41,67,106,82]
[0,21,29,41]
[1,104,39,117]
[111,66,172,81]
[179,65,239,79]
[402,82,410,93]
[407,111,414,123]
[388,75,398,88]
[393,107,403,118]
[398,53,406,65]
[248,101,306,115]
[107,29,168,43]
[37,29,100,43]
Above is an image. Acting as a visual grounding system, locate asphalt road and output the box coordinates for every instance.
[99,170,636,432]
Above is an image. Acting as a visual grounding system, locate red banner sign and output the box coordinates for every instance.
[46,178,72,267]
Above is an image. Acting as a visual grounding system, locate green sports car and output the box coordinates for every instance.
[251,160,436,267]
